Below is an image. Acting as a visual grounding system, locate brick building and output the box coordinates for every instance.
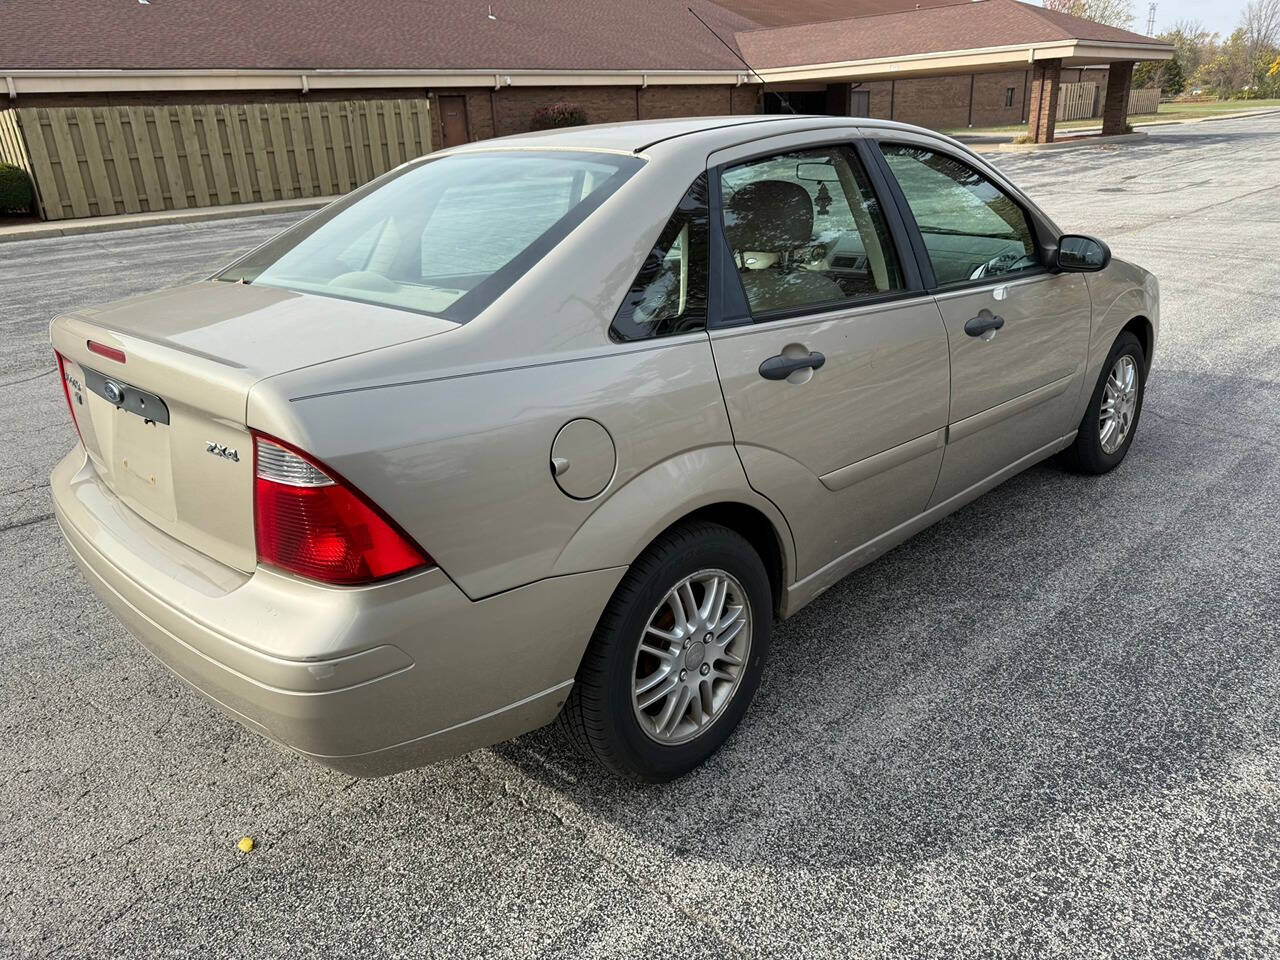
[731,0,1168,138]
[1,0,1171,220]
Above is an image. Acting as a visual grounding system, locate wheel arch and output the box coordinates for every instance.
[657,502,788,619]
[1121,315,1154,374]
[549,446,794,619]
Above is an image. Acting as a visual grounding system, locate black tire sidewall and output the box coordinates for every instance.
[598,527,772,782]
[1075,332,1146,472]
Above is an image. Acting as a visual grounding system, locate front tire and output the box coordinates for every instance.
[559,521,772,782]
[1061,331,1146,474]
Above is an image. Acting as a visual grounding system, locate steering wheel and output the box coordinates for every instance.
[970,251,1037,281]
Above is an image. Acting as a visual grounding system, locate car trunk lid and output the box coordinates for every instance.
[51,281,455,574]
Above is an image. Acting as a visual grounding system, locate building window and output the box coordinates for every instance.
[1005,87,1016,108]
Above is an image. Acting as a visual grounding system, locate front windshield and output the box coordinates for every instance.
[217,151,642,322]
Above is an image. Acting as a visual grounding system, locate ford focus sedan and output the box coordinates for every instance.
[50,116,1157,782]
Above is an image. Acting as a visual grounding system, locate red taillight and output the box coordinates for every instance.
[252,432,430,585]
[55,352,84,443]
[87,340,126,364]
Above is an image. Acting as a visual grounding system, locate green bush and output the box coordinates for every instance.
[0,163,34,215]
[529,102,589,131]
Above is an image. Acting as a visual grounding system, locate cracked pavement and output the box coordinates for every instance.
[2,115,1279,958]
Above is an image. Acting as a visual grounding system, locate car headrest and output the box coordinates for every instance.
[724,180,814,253]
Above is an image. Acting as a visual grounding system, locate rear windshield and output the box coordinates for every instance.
[216,151,642,322]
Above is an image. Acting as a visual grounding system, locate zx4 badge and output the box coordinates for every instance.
[206,442,240,463]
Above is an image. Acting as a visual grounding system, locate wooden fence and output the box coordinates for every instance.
[10,99,433,221]
[1057,82,1099,121]
[1127,87,1160,116]
[1057,83,1160,122]
[0,110,34,180]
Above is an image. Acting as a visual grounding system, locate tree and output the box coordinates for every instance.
[1165,20,1216,77]
[1242,0,1280,58]
[1267,51,1280,95]
[1041,0,1135,30]
[1135,53,1186,96]
[1161,55,1187,96]
[1191,29,1255,97]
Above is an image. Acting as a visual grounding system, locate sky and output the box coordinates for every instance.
[1142,0,1249,36]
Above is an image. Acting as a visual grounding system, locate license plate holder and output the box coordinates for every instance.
[83,367,170,424]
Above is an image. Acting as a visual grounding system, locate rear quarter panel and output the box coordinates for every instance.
[257,335,745,599]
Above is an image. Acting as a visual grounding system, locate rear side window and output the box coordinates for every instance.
[719,145,902,318]
[881,144,1039,286]
[610,175,709,342]
[218,151,642,323]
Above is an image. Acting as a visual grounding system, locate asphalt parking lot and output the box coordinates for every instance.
[3,114,1279,958]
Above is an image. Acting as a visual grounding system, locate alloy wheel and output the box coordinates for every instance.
[1099,354,1139,455]
[630,568,752,745]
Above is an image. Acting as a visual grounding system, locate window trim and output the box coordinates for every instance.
[609,173,710,343]
[706,138,925,329]
[871,139,1051,295]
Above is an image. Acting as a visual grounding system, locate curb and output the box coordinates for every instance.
[958,106,1280,148]
[973,131,1148,154]
[1136,107,1280,128]
[0,197,331,244]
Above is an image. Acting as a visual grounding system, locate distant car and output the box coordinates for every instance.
[50,116,1158,782]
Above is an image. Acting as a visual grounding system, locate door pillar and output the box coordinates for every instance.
[1027,58,1062,143]
[1102,61,1135,136]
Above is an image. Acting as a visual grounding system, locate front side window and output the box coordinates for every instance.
[881,144,1039,286]
[719,146,902,317]
[217,151,642,323]
[610,175,709,342]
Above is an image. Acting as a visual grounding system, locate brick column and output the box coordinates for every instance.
[1102,60,1135,136]
[1027,58,1062,143]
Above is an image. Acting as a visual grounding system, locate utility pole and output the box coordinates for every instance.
[1146,2,1157,36]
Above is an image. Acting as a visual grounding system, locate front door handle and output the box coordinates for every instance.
[758,351,826,381]
[964,311,1005,338]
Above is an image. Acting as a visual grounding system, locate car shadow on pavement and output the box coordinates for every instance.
[488,395,1280,871]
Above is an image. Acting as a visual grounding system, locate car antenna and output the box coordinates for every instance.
[687,6,797,114]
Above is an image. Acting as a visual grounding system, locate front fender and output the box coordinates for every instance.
[1078,260,1159,420]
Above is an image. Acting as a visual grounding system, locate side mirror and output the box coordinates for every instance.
[1053,234,1111,273]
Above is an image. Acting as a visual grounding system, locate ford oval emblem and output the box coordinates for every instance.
[104,380,125,405]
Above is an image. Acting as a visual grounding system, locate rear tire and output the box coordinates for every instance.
[559,521,772,782]
[1061,331,1146,475]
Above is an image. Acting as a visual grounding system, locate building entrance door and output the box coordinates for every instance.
[439,96,470,147]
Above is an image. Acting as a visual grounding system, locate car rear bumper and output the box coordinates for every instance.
[51,448,624,776]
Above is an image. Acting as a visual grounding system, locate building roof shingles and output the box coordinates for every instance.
[736,0,1165,68]
[0,0,1163,74]
[0,0,756,72]
[709,0,958,29]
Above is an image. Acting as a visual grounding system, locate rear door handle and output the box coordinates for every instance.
[964,311,1005,337]
[759,351,826,381]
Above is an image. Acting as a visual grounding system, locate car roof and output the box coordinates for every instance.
[439,114,943,158]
